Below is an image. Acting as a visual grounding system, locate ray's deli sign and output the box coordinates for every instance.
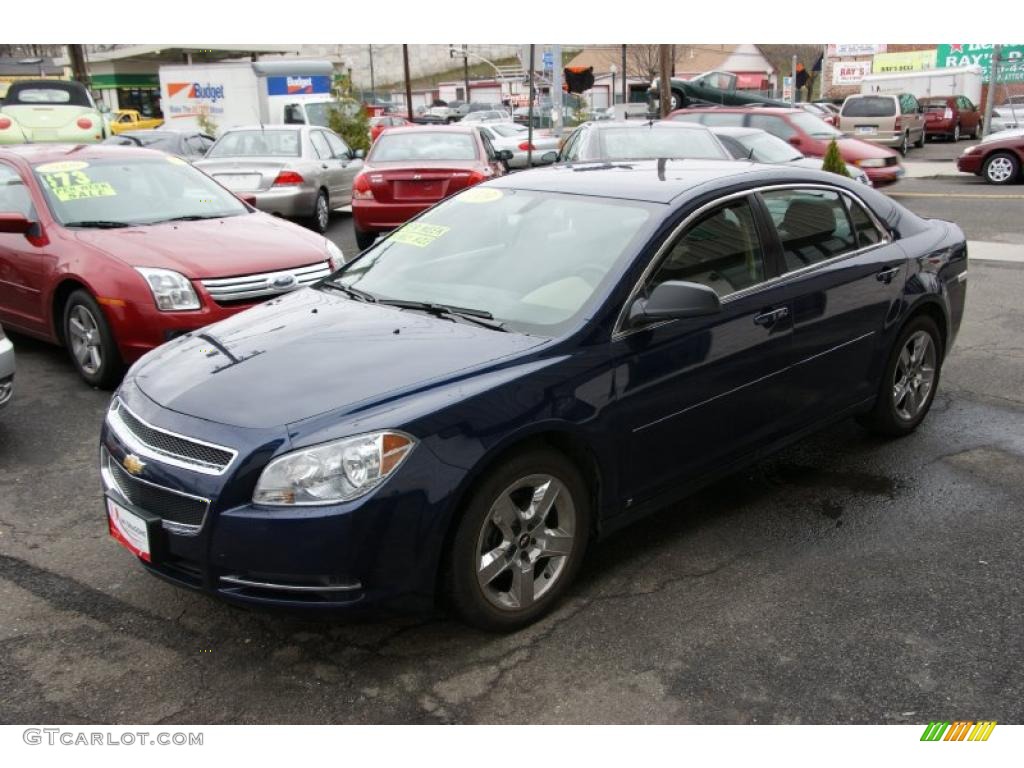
[937,44,1024,83]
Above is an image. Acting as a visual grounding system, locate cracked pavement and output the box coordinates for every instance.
[1,207,1023,724]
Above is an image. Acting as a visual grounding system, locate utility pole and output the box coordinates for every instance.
[527,44,535,168]
[463,45,471,103]
[658,45,672,118]
[790,54,797,106]
[551,44,563,136]
[621,44,628,105]
[982,44,1002,138]
[368,45,375,98]
[403,45,413,121]
[67,44,90,88]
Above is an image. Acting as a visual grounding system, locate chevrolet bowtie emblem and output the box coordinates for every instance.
[123,454,145,475]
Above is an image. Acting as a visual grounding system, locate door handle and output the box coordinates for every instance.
[321,163,329,169]
[876,266,901,283]
[753,307,789,326]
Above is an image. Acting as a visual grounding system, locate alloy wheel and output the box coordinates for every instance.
[986,156,1015,183]
[68,305,103,375]
[475,474,576,611]
[892,330,936,421]
[316,193,330,231]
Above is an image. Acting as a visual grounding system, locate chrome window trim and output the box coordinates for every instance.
[107,398,238,476]
[612,182,894,341]
[100,447,210,535]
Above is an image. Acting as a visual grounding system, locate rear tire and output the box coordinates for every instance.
[857,315,942,437]
[983,152,1019,185]
[63,290,123,389]
[447,447,591,632]
[899,132,910,156]
[307,189,330,234]
[354,227,377,250]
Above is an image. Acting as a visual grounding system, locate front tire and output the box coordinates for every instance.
[858,315,942,437]
[63,289,123,389]
[983,152,1019,185]
[952,123,961,142]
[914,129,925,148]
[447,447,591,632]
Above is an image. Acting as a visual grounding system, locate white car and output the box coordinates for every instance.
[474,122,559,169]
[461,110,512,124]
[0,323,14,410]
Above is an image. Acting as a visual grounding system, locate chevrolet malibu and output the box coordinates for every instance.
[101,160,967,631]
[0,144,344,387]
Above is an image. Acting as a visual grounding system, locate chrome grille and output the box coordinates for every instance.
[102,448,209,533]
[107,398,236,475]
[200,261,330,304]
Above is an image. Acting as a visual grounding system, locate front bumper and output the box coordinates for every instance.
[99,384,459,614]
[0,334,14,408]
[352,198,435,233]
[860,164,904,187]
[250,186,317,219]
[957,153,983,174]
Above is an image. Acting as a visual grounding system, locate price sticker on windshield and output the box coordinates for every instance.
[390,222,450,248]
[457,188,503,204]
[38,168,117,202]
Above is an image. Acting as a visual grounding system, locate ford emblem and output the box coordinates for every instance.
[270,274,297,290]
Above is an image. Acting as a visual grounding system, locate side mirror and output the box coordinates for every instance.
[236,194,257,207]
[788,136,802,147]
[628,280,721,326]
[0,213,33,235]
[496,149,514,162]
[541,151,558,163]
[353,149,365,160]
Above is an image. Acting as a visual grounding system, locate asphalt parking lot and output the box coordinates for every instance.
[1,173,1023,724]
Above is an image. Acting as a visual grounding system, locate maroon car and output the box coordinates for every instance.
[669,107,904,186]
[957,129,1024,184]
[351,126,510,250]
[0,144,343,387]
[922,96,983,142]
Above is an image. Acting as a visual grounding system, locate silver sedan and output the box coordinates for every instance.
[0,323,14,410]
[475,122,560,169]
[196,125,364,233]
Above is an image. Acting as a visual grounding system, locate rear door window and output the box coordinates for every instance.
[310,131,332,160]
[760,189,859,273]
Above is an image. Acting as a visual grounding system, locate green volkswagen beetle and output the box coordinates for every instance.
[0,80,106,145]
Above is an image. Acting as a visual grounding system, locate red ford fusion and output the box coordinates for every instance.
[351,125,510,250]
[670,107,904,187]
[0,144,344,387]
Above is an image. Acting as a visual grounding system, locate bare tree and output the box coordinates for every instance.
[627,45,663,83]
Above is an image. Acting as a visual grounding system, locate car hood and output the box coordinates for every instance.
[70,212,329,279]
[132,287,546,429]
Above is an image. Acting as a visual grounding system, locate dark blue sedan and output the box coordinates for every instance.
[100,159,968,631]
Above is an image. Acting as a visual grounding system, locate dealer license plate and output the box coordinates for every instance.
[107,498,151,561]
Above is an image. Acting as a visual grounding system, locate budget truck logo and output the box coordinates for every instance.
[920,721,997,742]
[166,82,225,103]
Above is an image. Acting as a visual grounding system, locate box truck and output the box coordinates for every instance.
[157,60,338,134]
[859,66,983,105]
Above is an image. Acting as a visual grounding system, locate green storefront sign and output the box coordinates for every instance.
[937,44,1024,83]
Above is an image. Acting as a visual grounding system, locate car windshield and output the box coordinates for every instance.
[789,111,843,138]
[207,130,301,158]
[326,188,656,336]
[370,132,478,162]
[734,132,802,163]
[33,156,248,227]
[842,97,897,118]
[597,127,728,160]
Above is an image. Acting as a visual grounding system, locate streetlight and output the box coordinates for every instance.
[609,63,618,107]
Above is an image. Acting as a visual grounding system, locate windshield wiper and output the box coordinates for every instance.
[378,299,508,332]
[63,220,132,229]
[320,280,377,303]
[154,214,232,223]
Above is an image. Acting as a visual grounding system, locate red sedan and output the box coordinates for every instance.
[670,106,904,186]
[369,115,411,143]
[0,144,344,386]
[957,129,1024,184]
[922,96,983,142]
[351,126,510,250]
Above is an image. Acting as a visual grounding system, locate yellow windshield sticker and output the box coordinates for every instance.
[39,169,117,202]
[390,222,450,248]
[35,161,89,173]
[457,187,503,204]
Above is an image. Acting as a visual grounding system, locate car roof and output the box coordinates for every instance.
[488,159,852,204]
[0,143,168,165]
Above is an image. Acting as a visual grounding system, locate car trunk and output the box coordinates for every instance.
[364,162,482,204]
[2,104,93,130]
[197,158,292,192]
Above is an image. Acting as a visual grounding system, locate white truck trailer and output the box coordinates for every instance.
[859,66,983,105]
[157,60,337,134]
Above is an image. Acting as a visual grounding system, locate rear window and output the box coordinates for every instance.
[842,97,897,118]
[370,132,478,162]
[207,130,302,158]
[4,82,92,107]
[597,126,728,160]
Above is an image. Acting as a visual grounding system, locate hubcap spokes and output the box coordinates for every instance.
[318,197,329,229]
[989,158,1012,182]
[892,331,935,421]
[476,474,576,611]
[69,306,102,375]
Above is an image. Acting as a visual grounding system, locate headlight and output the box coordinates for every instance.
[135,268,200,311]
[855,158,886,168]
[962,145,980,155]
[325,239,345,271]
[253,431,415,506]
